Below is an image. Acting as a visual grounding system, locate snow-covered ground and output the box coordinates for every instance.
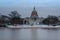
[7,25,60,29]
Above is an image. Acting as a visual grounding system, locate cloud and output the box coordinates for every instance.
[0,0,60,17]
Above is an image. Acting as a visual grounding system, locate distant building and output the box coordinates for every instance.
[0,15,9,24]
[0,15,10,27]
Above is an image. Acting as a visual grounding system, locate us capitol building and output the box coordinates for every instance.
[23,7,44,25]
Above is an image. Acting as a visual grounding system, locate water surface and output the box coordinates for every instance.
[0,28,60,40]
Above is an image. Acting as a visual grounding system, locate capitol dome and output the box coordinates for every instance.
[31,7,39,19]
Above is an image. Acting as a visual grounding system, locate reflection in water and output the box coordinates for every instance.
[0,28,60,40]
[31,29,37,40]
[47,29,60,40]
[10,29,20,40]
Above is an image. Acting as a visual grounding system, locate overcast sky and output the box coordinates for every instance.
[0,0,60,18]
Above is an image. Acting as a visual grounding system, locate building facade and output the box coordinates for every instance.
[24,7,44,25]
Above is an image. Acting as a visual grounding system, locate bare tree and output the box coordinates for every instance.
[9,11,21,18]
[42,15,58,25]
[8,10,23,25]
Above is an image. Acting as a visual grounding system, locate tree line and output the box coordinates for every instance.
[0,11,24,27]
